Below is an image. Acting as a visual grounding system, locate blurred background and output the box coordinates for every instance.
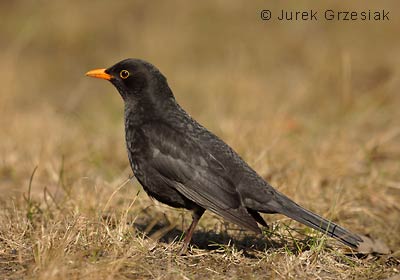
[1,0,399,263]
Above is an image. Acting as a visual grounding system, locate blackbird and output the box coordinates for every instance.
[86,58,363,254]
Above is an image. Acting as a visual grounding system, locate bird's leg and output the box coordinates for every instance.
[178,208,205,255]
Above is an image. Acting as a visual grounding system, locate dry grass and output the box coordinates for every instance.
[1,1,400,279]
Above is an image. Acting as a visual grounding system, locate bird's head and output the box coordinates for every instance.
[86,59,173,105]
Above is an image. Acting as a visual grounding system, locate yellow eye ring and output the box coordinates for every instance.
[120,70,130,79]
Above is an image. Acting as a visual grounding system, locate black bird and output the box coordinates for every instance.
[86,59,363,254]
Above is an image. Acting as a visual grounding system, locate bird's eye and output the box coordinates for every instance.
[120,70,130,79]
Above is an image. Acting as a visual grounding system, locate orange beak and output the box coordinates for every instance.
[85,68,112,80]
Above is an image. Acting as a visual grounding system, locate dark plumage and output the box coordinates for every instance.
[86,58,363,254]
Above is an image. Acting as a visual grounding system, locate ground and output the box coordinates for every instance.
[0,1,399,279]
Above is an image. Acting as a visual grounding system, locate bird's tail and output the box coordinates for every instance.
[271,192,363,249]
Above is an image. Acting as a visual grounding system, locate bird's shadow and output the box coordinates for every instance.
[133,220,315,257]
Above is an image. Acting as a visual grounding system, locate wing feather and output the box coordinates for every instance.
[141,122,260,232]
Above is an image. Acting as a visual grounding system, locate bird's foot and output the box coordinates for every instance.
[178,242,189,256]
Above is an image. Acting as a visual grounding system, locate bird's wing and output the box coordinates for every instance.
[141,122,260,232]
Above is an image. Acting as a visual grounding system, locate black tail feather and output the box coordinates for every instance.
[269,192,363,249]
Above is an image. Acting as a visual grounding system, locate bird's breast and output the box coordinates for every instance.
[124,121,147,175]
